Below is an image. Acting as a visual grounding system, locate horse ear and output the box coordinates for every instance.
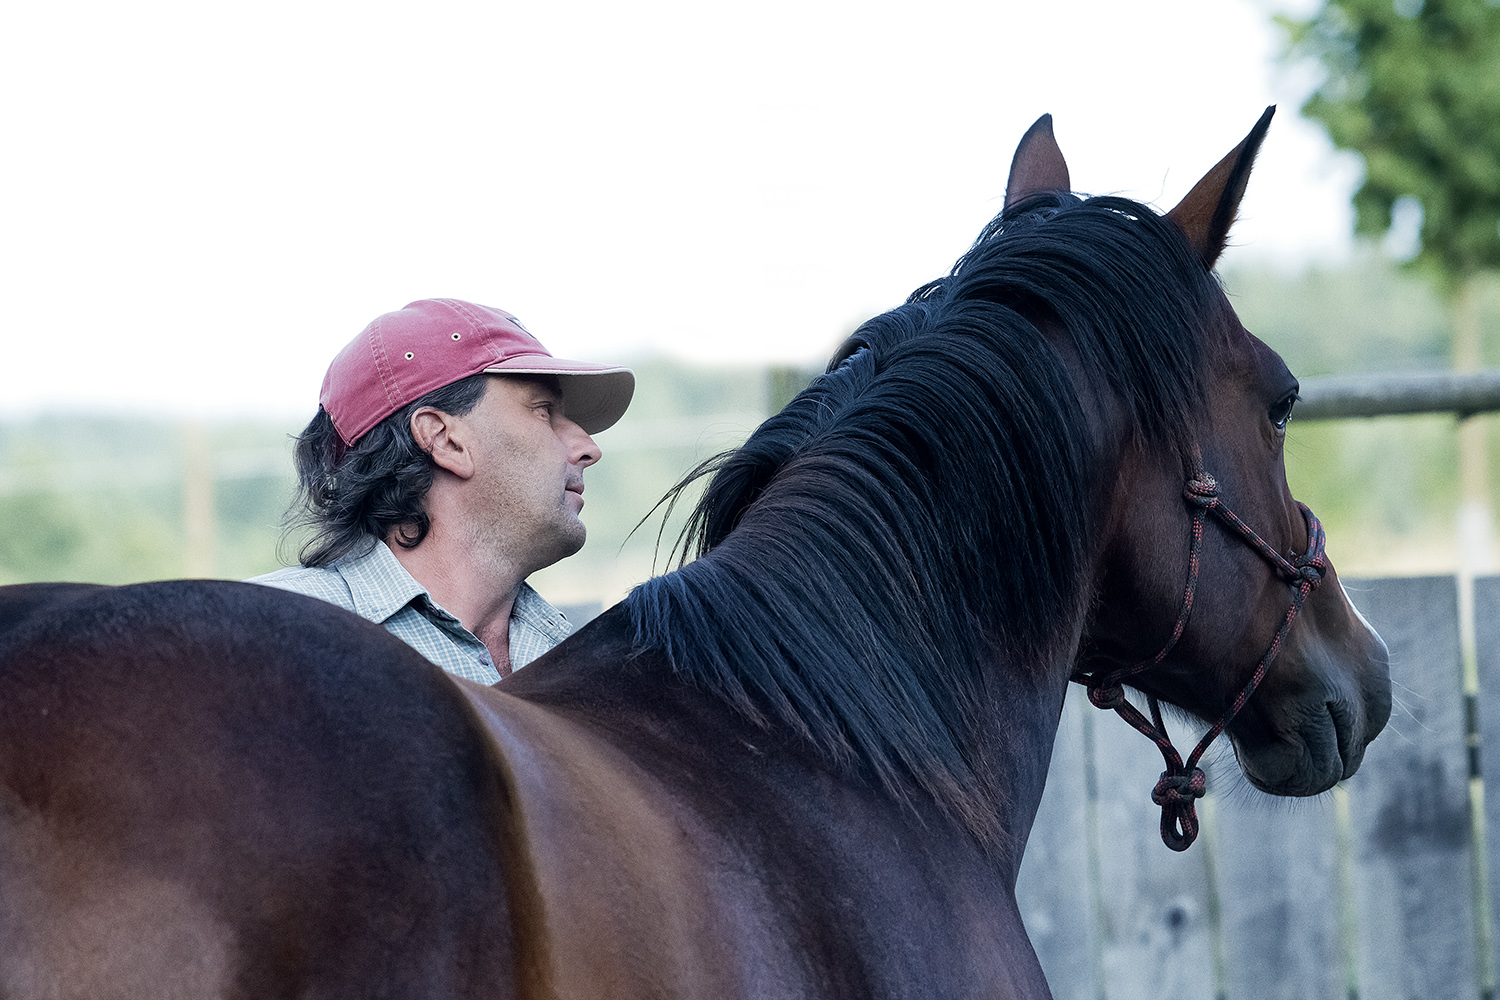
[1004,114,1071,209]
[1166,106,1276,269]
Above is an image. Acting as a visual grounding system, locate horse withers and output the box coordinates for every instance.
[0,110,1389,999]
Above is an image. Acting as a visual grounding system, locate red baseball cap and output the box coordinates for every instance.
[320,299,636,446]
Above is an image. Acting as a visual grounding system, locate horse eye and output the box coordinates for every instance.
[1269,392,1298,431]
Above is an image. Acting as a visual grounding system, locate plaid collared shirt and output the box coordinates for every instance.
[247,539,574,685]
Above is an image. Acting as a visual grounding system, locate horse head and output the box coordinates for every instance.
[1009,111,1392,840]
[634,109,1391,856]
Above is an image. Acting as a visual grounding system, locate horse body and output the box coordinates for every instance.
[0,111,1390,999]
[1,584,1054,999]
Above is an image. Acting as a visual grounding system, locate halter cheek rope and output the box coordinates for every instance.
[1072,474,1329,851]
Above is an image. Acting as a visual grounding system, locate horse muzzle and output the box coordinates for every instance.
[1228,609,1391,797]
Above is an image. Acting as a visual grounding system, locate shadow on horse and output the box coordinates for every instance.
[0,109,1390,999]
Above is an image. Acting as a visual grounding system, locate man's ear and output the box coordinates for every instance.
[410,407,475,479]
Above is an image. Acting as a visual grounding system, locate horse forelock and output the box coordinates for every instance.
[623,193,1220,843]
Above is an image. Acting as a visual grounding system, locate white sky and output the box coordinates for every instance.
[1,0,1356,419]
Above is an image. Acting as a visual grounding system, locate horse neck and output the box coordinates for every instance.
[967,364,1145,873]
[622,330,1140,866]
[971,643,1077,881]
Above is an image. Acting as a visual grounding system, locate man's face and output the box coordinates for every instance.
[457,374,600,574]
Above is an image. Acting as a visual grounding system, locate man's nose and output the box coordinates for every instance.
[565,419,600,468]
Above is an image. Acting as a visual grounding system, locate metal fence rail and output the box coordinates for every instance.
[1294,369,1500,421]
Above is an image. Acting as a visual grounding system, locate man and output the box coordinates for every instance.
[251,298,634,684]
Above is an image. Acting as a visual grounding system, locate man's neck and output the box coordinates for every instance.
[383,534,526,675]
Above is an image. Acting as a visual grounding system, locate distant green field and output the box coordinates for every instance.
[3,253,1497,606]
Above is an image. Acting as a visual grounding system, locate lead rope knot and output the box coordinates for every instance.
[1151,767,1206,806]
[1184,475,1218,507]
[1152,767,1207,852]
[1087,684,1128,711]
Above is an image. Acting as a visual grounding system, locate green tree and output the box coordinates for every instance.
[1281,0,1500,293]
[1281,0,1500,497]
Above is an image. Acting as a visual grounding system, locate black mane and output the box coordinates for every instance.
[623,194,1223,840]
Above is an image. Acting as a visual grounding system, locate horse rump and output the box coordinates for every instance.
[0,580,521,999]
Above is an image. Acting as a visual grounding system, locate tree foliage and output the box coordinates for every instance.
[1282,0,1500,289]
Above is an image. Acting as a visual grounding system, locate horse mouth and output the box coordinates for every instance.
[1230,676,1390,797]
[1230,703,1350,796]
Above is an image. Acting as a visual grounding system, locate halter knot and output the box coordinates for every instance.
[1183,476,1218,506]
[1297,562,1325,585]
[1151,767,1207,807]
[1087,684,1127,711]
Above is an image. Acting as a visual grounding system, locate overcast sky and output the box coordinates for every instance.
[2,0,1353,419]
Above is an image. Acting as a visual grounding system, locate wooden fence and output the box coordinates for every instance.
[1015,575,1500,1000]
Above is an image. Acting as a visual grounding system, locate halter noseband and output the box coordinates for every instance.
[1072,473,1329,851]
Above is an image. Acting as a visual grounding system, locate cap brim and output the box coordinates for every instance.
[482,356,636,434]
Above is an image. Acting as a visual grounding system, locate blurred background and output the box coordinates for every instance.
[2,0,1495,608]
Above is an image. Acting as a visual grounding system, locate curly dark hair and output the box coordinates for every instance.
[285,374,490,567]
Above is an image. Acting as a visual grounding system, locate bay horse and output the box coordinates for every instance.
[0,109,1389,999]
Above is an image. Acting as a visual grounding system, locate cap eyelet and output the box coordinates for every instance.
[451,332,462,341]
[404,352,415,360]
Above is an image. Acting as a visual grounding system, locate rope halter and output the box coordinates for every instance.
[1073,473,1328,851]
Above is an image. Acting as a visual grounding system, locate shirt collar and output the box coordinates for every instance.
[511,580,575,642]
[333,539,436,625]
[333,539,564,643]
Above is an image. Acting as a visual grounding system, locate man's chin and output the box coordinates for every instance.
[548,519,587,563]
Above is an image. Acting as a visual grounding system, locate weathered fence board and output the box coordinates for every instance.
[1019,575,1496,1000]
[1088,703,1217,1000]
[1212,781,1346,1000]
[1345,577,1477,1000]
[1016,691,1100,1000]
[1473,575,1500,993]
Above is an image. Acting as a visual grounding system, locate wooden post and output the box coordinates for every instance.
[1455,278,1499,1000]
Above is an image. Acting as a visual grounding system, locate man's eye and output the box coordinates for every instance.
[1269,392,1298,431]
